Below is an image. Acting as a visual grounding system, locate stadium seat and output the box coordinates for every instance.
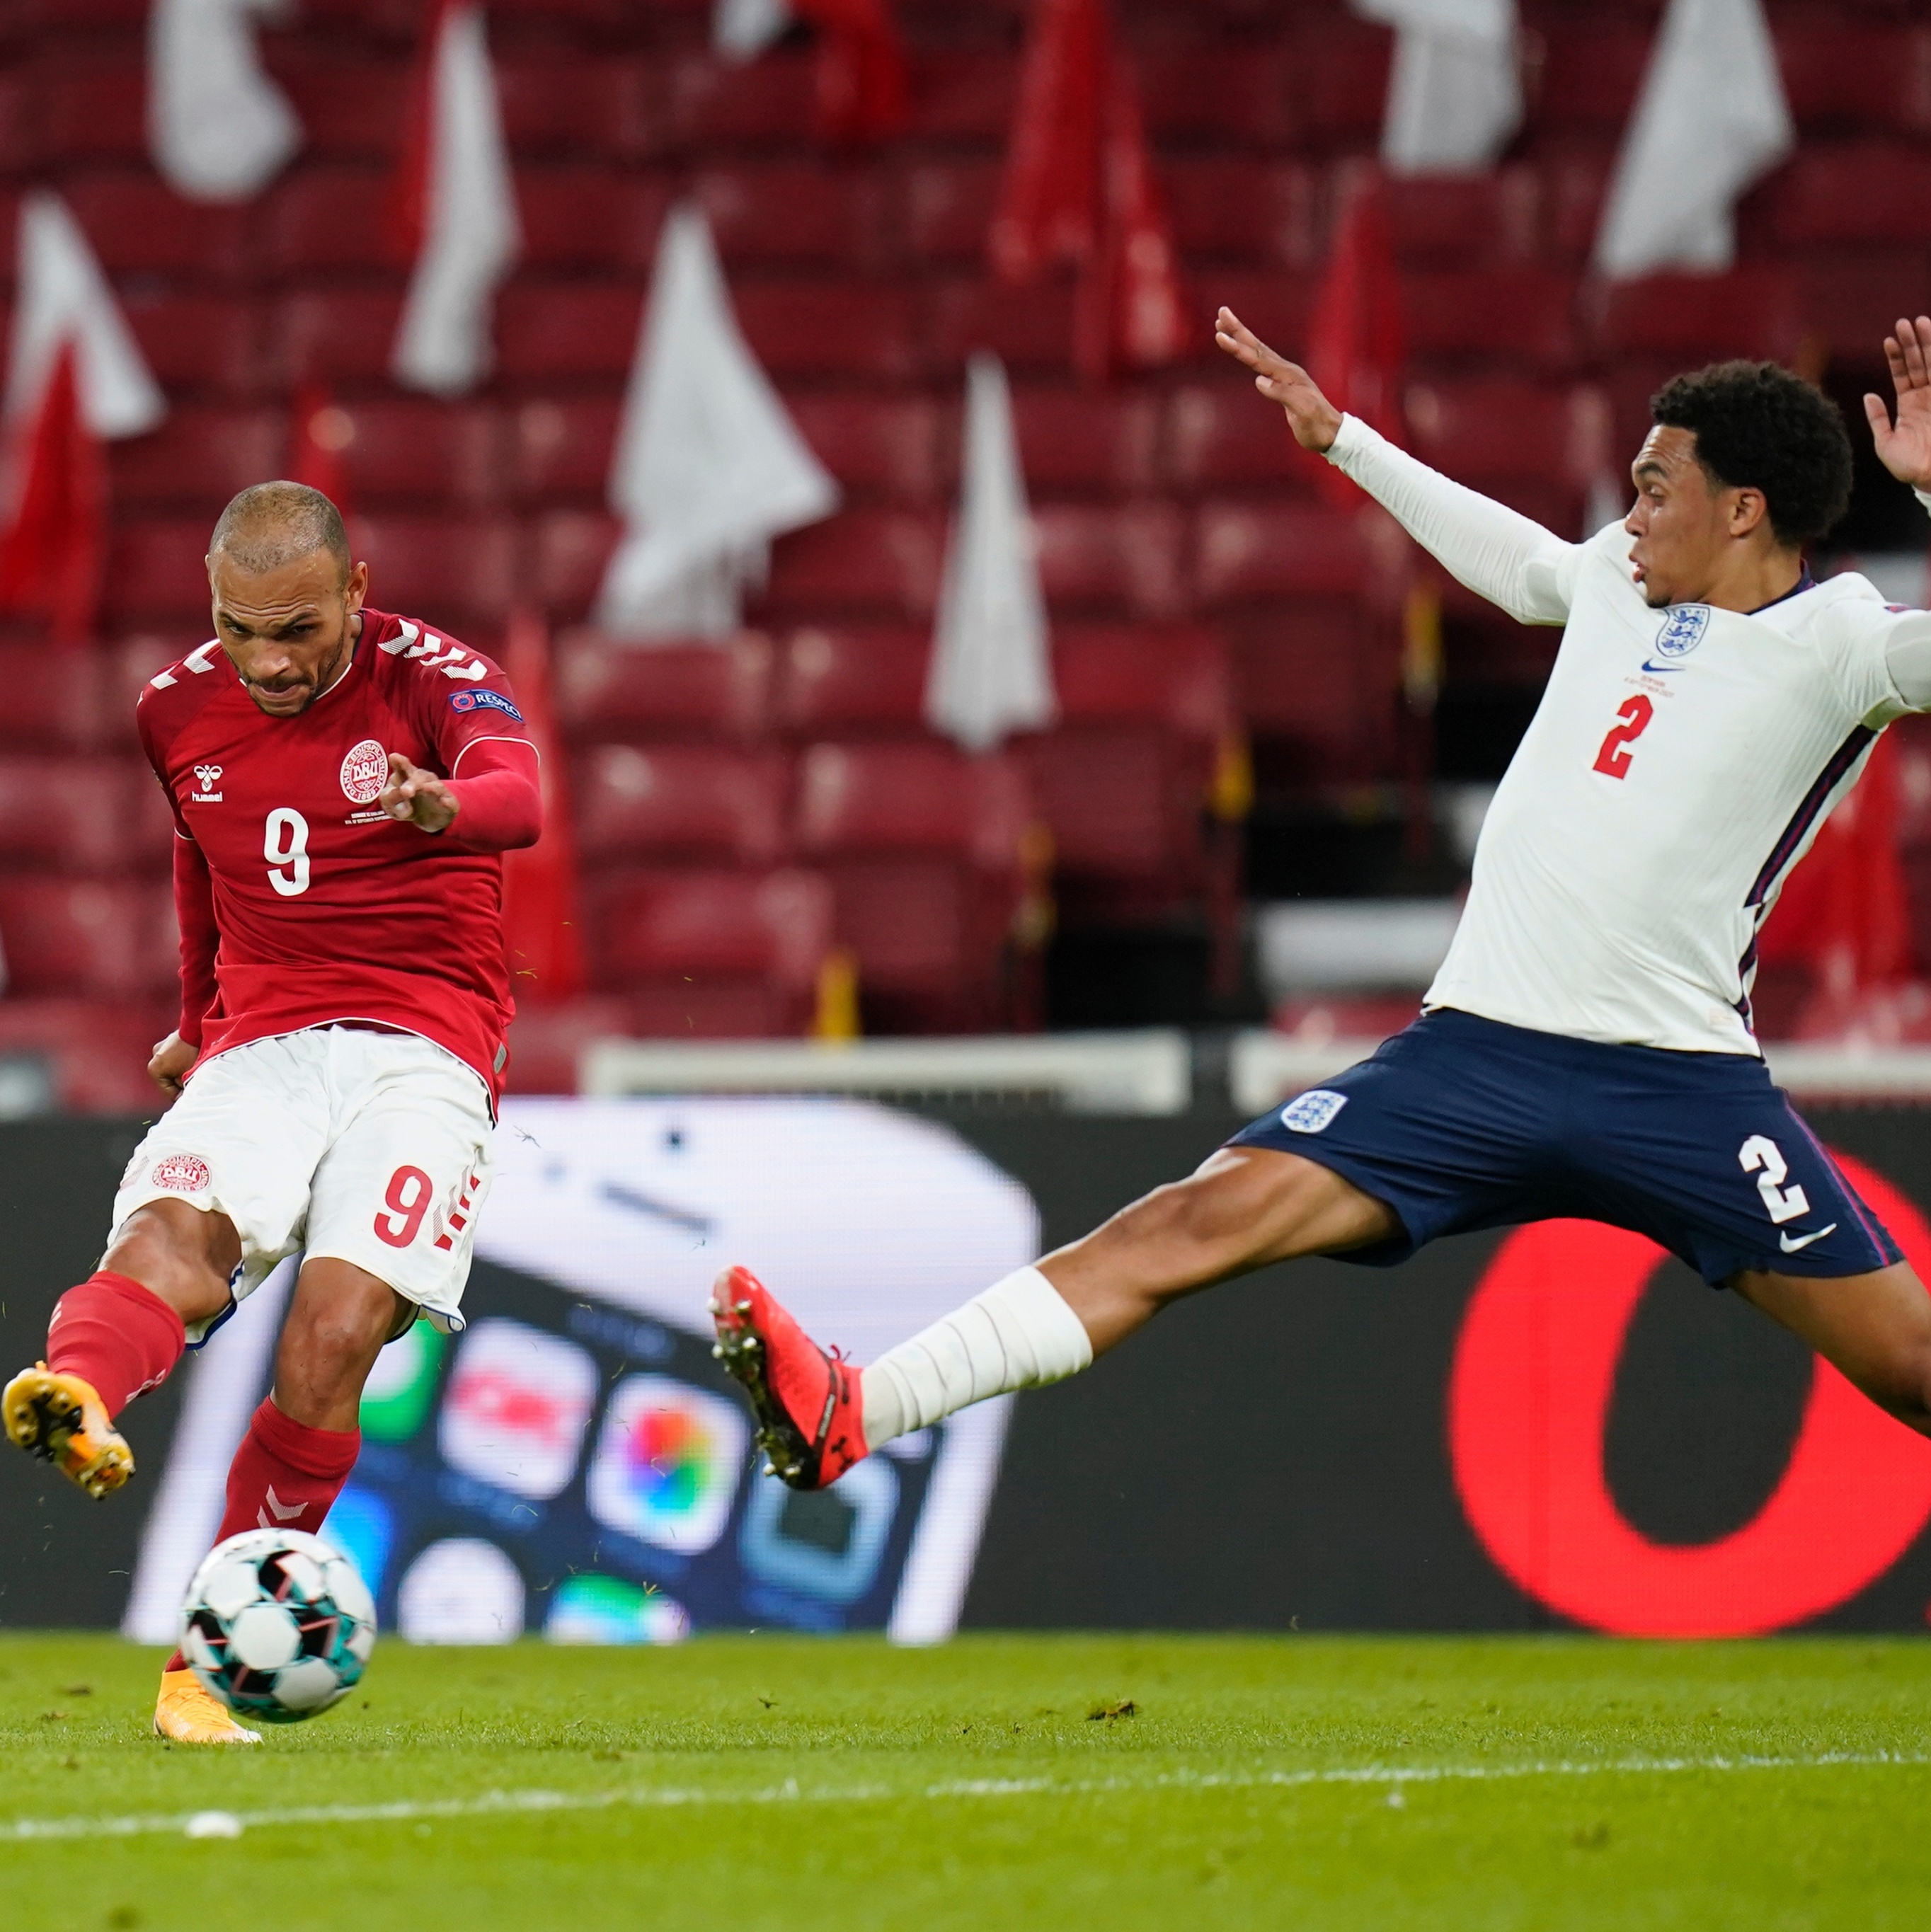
[323,400,506,508]
[733,282,922,381]
[1770,145,1931,248]
[0,997,178,1114]
[271,54,411,161]
[694,164,869,267]
[0,645,105,752]
[794,741,1031,866]
[1290,16,1392,146]
[268,168,399,274]
[0,757,173,875]
[1194,502,1377,606]
[1165,381,1312,493]
[35,60,148,165]
[0,878,178,999]
[928,277,1080,377]
[1010,389,1160,493]
[103,520,219,626]
[905,47,1014,143]
[1534,20,1652,132]
[1591,267,1803,364]
[762,510,944,621]
[517,169,668,272]
[1018,726,1199,907]
[772,626,929,737]
[572,743,789,866]
[356,515,518,625]
[1200,272,1312,369]
[501,994,638,1094]
[529,512,622,616]
[1402,381,1591,491]
[1797,253,1931,362]
[1136,41,1296,144]
[1033,503,1186,617]
[1230,600,1396,759]
[1402,270,1577,369]
[63,176,248,279]
[587,866,832,1035]
[495,54,648,159]
[555,630,774,741]
[1384,171,1540,268]
[273,290,407,384]
[123,294,263,393]
[903,160,1002,263]
[108,408,282,513]
[1779,24,1931,136]
[496,284,641,382]
[1052,623,1236,745]
[785,395,943,500]
[510,398,621,505]
[1163,160,1315,266]
[669,48,817,146]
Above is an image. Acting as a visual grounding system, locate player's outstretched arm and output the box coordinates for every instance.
[1213,306,1577,626]
[1866,316,1931,493]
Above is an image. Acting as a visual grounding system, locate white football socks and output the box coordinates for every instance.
[859,1265,1094,1451]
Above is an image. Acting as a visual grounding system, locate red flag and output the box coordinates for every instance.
[1307,171,1405,506]
[991,0,1188,383]
[0,341,107,646]
[288,382,354,515]
[500,607,585,1002]
[793,0,910,146]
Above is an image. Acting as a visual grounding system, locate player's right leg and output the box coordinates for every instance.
[713,1146,1400,1489]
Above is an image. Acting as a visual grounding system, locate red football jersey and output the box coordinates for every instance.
[137,606,542,1101]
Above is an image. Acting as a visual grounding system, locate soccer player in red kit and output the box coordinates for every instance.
[1,482,541,1742]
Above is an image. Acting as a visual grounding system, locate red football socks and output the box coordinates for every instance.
[214,1396,362,1547]
[165,1398,363,1672]
[45,1271,186,1419]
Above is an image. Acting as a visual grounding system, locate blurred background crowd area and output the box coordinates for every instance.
[0,0,1929,1114]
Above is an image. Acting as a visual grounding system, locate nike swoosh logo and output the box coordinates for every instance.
[1639,660,1683,674]
[1779,1224,1838,1255]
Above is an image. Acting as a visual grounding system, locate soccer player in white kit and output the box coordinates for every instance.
[710,314,1931,1499]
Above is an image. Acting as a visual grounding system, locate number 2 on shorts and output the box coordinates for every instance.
[374,1164,434,1248]
[1738,1134,1811,1224]
[1592,695,1654,780]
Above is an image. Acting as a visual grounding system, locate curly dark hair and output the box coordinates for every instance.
[1648,361,1853,549]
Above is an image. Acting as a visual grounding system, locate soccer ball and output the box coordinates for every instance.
[180,1528,377,1723]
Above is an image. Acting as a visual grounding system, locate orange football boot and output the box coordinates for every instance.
[710,1267,869,1490]
[2,1364,133,1499]
[154,1668,262,1745]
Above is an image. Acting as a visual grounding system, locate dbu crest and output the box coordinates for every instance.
[1651,604,1710,660]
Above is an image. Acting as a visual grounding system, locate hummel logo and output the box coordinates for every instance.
[257,1486,306,1526]
[190,763,224,803]
[1779,1224,1838,1255]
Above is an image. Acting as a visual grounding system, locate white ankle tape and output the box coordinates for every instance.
[860,1265,1094,1451]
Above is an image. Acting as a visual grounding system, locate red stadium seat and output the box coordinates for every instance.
[1230,601,1399,776]
[322,400,506,508]
[1195,501,1377,606]
[734,282,921,381]
[0,998,178,1114]
[274,290,406,385]
[1202,272,1312,367]
[1136,42,1296,144]
[0,645,108,751]
[0,879,177,999]
[669,50,817,146]
[1163,159,1314,265]
[1402,381,1590,491]
[1591,267,1803,363]
[903,161,1002,263]
[573,744,789,866]
[271,55,411,161]
[1780,25,1931,136]
[906,47,1015,143]
[772,626,928,737]
[496,284,641,382]
[36,60,148,165]
[0,757,173,875]
[762,510,944,621]
[268,168,398,275]
[793,741,1031,868]
[530,512,621,616]
[928,277,1080,378]
[588,867,831,1033]
[501,994,638,1093]
[1050,625,1235,746]
[1384,171,1540,268]
[1402,270,1577,368]
[1010,389,1160,493]
[1771,144,1931,248]
[554,630,774,740]
[63,176,248,279]
[1535,21,1652,132]
[356,515,518,623]
[1291,16,1392,146]
[510,398,621,505]
[124,294,263,393]
[103,519,218,626]
[694,164,867,267]
[496,54,648,159]
[786,395,942,502]
[517,169,670,273]
[1033,503,1187,617]
[108,408,283,512]
[1798,252,1931,363]
[1165,381,1313,494]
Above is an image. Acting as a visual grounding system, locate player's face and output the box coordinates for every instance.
[208,549,369,718]
[1623,425,1766,609]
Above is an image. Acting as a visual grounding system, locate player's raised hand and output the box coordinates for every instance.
[1215,306,1343,452]
[148,1030,197,1098]
[380,752,459,834]
[1866,316,1931,490]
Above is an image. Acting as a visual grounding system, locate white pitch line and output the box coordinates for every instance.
[5,1749,1930,1844]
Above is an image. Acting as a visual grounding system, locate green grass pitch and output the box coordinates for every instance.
[3,1632,1930,1929]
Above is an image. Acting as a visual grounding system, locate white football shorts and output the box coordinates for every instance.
[109,1025,495,1341]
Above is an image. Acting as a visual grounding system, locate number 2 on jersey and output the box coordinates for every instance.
[264,807,311,897]
[1591,694,1654,780]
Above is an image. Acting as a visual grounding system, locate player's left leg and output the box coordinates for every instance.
[1731,1263,1931,1434]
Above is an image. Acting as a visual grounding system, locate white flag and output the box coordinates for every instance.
[4,192,166,439]
[1593,0,1792,280]
[1353,0,1520,174]
[148,0,302,202]
[715,0,791,59]
[391,3,522,398]
[924,354,1055,754]
[597,205,839,641]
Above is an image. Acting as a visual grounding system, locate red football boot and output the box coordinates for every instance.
[709,1267,869,1491]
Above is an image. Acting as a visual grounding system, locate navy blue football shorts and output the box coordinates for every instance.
[1227,1008,1901,1287]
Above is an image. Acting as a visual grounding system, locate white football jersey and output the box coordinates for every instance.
[1425,522,1916,1054]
